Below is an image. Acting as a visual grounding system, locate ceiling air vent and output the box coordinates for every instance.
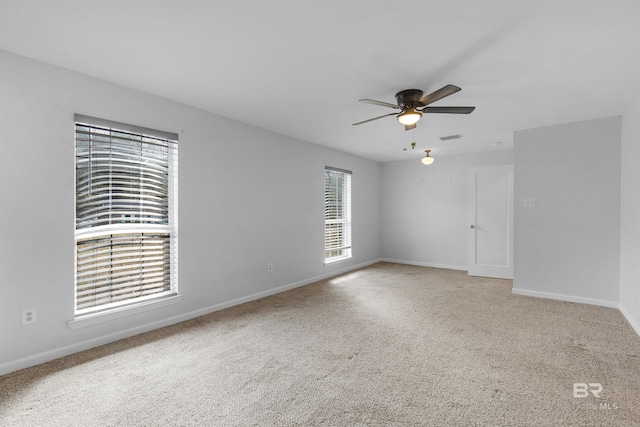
[440,134,462,141]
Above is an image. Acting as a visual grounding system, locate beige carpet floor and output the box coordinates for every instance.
[1,262,639,426]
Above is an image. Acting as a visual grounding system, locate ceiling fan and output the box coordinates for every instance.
[353,84,475,130]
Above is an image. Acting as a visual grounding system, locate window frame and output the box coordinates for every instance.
[72,115,179,320]
[324,166,352,264]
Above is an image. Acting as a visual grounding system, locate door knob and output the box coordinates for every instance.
[470,225,475,229]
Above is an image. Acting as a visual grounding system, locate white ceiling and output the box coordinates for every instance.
[1,1,638,162]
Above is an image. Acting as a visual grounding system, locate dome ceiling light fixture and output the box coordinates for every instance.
[422,149,434,165]
[397,108,422,126]
[353,84,475,131]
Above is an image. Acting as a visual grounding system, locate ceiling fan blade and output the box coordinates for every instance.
[419,84,461,106]
[404,124,417,131]
[359,98,401,109]
[352,112,397,126]
[423,106,475,114]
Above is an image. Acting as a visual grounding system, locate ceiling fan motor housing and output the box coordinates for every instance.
[395,89,425,108]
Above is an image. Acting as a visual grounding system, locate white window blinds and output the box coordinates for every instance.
[324,167,352,262]
[74,115,178,314]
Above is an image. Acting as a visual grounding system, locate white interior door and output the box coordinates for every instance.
[468,165,513,279]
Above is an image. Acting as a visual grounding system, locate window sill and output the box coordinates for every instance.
[324,256,353,266]
[67,294,183,330]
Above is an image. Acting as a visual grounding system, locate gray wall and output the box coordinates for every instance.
[513,116,621,306]
[380,149,513,269]
[0,51,381,373]
[620,88,640,333]
[2,50,639,375]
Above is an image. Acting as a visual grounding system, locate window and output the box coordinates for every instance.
[74,115,178,316]
[324,166,352,262]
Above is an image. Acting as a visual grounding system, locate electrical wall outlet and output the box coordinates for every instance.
[267,263,273,273]
[22,308,37,326]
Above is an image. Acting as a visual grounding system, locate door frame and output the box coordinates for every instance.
[468,165,514,279]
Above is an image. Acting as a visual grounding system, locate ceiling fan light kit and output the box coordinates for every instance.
[397,109,422,125]
[353,84,475,131]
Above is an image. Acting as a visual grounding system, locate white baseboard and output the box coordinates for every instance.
[511,288,619,308]
[0,258,382,376]
[0,316,191,377]
[380,258,467,271]
[510,289,640,338]
[618,303,640,338]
